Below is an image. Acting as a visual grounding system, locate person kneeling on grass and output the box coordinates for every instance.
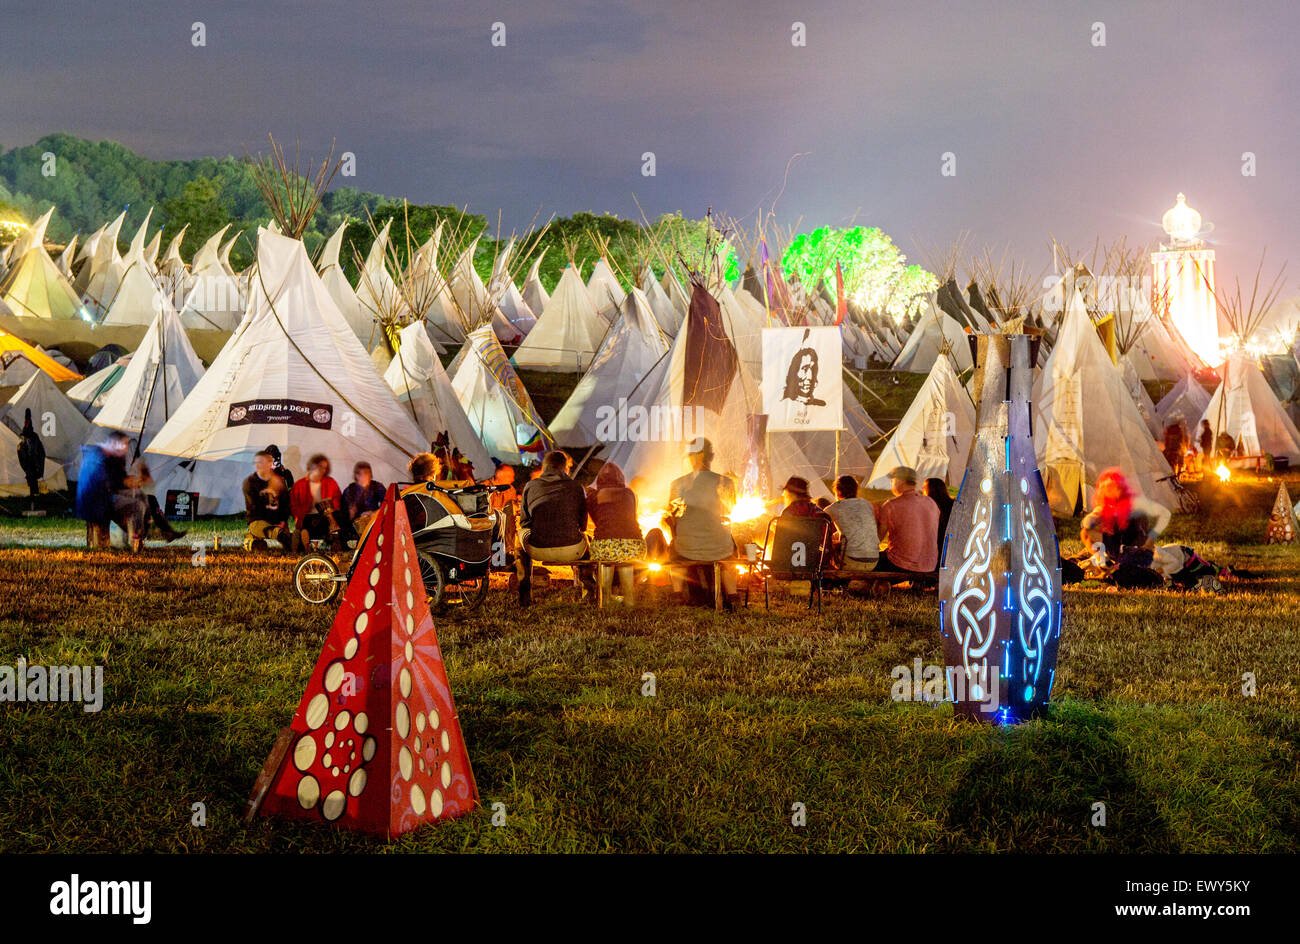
[516,450,596,607]
[243,450,294,551]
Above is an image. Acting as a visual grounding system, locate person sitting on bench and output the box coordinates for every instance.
[517,450,595,606]
[876,466,939,574]
[666,437,740,608]
[826,474,879,572]
[779,476,830,522]
[585,461,645,604]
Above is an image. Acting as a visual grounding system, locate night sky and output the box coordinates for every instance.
[4,0,1297,313]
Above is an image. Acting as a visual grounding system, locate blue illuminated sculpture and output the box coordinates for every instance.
[938,333,1063,724]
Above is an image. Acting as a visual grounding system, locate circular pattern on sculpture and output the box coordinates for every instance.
[354,612,369,634]
[399,746,413,781]
[334,710,351,731]
[405,641,414,662]
[362,736,377,762]
[980,477,992,494]
[293,735,316,772]
[324,661,345,693]
[321,789,346,822]
[405,613,414,635]
[343,638,358,659]
[305,693,329,729]
[396,702,410,738]
[368,567,381,588]
[297,774,320,810]
[440,730,450,753]
[429,789,443,817]
[416,712,426,733]
[354,712,369,734]
[411,784,427,816]
[399,667,412,698]
[364,589,376,609]
[440,761,452,788]
[348,768,367,797]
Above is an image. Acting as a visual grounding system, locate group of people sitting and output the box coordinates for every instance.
[510,438,952,609]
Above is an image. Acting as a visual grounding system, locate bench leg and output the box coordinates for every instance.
[713,562,723,611]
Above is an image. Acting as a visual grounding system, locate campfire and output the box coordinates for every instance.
[637,490,772,544]
[1216,463,1232,483]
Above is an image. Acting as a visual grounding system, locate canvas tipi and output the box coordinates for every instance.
[867,351,975,488]
[0,370,93,478]
[549,287,669,446]
[1033,293,1176,515]
[449,325,553,465]
[383,320,492,477]
[0,422,65,495]
[512,263,607,372]
[1199,351,1300,459]
[1156,371,1212,428]
[94,298,206,450]
[147,230,429,514]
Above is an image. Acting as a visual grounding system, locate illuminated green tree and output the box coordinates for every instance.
[781,225,935,318]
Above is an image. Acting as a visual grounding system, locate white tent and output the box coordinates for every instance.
[549,287,669,446]
[512,263,608,372]
[75,210,127,312]
[94,297,206,450]
[1156,372,1211,428]
[1,370,93,478]
[604,282,837,505]
[0,422,65,495]
[178,225,243,330]
[448,239,520,344]
[401,224,460,350]
[100,210,167,326]
[1199,351,1300,459]
[639,265,681,337]
[449,325,552,465]
[352,219,409,357]
[586,257,626,324]
[67,356,130,417]
[1033,293,1175,515]
[147,229,428,514]
[316,220,378,350]
[157,224,190,297]
[521,253,550,319]
[488,239,538,337]
[892,296,973,373]
[866,353,975,489]
[661,268,690,322]
[1121,356,1162,438]
[55,235,78,279]
[0,210,85,321]
[383,320,492,477]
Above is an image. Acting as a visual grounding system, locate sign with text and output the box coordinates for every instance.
[227,399,334,430]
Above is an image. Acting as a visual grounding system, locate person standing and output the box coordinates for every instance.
[16,409,45,498]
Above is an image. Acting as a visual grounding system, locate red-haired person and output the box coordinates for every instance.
[1080,467,1170,564]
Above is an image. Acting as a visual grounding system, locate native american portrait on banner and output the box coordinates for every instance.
[762,326,842,431]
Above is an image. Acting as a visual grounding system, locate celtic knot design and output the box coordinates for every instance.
[949,497,996,686]
[1017,499,1053,689]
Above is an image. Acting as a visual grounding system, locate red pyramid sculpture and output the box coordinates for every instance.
[254,485,477,836]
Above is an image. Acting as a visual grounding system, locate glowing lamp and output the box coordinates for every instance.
[1162,193,1203,246]
[938,334,1063,724]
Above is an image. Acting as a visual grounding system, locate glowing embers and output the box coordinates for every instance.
[253,485,477,836]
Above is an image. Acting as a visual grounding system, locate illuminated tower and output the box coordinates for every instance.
[1151,193,1219,365]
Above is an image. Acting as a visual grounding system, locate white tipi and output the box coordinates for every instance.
[449,325,552,465]
[147,229,428,514]
[1199,351,1300,459]
[512,263,608,372]
[1,370,93,478]
[867,352,975,488]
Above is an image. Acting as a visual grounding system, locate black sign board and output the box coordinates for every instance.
[165,490,199,521]
[227,399,334,430]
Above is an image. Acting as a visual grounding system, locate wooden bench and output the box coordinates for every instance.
[572,558,742,610]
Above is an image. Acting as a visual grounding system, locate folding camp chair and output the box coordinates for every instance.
[755,515,833,613]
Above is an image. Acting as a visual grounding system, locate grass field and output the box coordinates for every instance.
[1,472,1297,853]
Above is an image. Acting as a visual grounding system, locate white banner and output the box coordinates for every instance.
[762,326,843,431]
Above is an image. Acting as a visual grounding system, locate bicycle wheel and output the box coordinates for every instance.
[417,551,448,610]
[448,575,490,613]
[1177,486,1201,515]
[294,553,341,605]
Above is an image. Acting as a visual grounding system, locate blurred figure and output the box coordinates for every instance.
[243,450,293,551]
[75,432,146,551]
[1080,467,1170,561]
[343,460,386,536]
[1197,420,1213,461]
[666,438,738,606]
[264,444,294,491]
[290,454,346,550]
[1162,421,1187,475]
